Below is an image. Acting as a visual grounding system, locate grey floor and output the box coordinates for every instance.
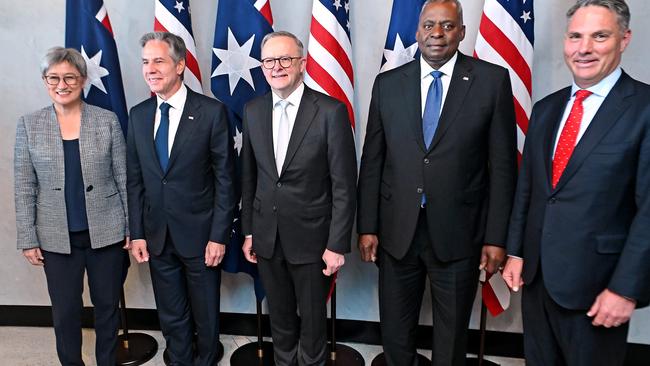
[0,326,525,365]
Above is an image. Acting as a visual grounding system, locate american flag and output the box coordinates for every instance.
[305,0,355,127]
[475,0,534,316]
[154,0,203,93]
[211,0,274,301]
[380,0,424,72]
[65,0,129,134]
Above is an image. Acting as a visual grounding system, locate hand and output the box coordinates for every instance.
[502,256,524,292]
[123,236,131,250]
[242,237,257,263]
[587,289,636,328]
[23,248,44,266]
[358,234,379,262]
[322,249,345,276]
[479,244,506,274]
[205,241,226,267]
[130,239,149,263]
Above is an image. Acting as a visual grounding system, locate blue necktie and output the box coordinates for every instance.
[155,102,171,172]
[423,70,443,149]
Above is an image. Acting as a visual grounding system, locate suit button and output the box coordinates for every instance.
[549,197,557,204]
[423,158,430,164]
[162,179,167,184]
[416,188,423,194]
[276,182,282,188]
[272,206,277,212]
[86,185,93,192]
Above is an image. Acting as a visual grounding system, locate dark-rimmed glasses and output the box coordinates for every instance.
[261,56,302,70]
[43,74,81,86]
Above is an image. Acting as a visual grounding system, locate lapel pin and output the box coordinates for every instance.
[188,116,194,120]
[462,76,469,81]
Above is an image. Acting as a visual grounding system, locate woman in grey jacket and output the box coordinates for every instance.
[14,47,129,366]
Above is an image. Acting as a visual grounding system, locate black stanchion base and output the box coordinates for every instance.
[465,357,500,366]
[115,333,158,366]
[327,343,365,365]
[163,340,224,365]
[230,341,275,366]
[371,352,430,366]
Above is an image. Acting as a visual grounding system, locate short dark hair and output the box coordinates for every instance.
[421,0,464,25]
[139,31,187,64]
[567,0,630,32]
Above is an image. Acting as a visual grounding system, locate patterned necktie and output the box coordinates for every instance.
[275,100,291,175]
[423,70,444,149]
[552,89,592,188]
[155,102,171,172]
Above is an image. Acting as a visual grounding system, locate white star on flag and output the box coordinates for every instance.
[233,125,242,155]
[520,10,532,23]
[380,34,418,72]
[81,46,109,97]
[344,1,349,13]
[174,1,184,13]
[333,0,342,11]
[211,28,260,95]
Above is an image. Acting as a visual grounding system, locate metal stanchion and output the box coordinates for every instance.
[230,300,275,366]
[116,289,158,366]
[466,285,499,366]
[326,283,364,365]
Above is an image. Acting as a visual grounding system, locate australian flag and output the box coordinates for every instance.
[211,0,274,300]
[381,0,425,72]
[65,0,128,135]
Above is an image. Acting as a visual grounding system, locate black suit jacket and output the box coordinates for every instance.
[506,72,650,310]
[127,87,235,258]
[241,86,357,264]
[357,54,518,262]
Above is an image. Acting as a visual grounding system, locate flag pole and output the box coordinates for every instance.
[229,299,274,366]
[116,288,158,365]
[466,283,500,366]
[327,283,364,365]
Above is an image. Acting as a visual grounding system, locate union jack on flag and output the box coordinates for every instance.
[305,0,355,127]
[475,0,535,316]
[154,0,203,93]
[65,0,129,134]
[211,0,274,301]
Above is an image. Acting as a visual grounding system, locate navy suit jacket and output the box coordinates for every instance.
[507,72,650,309]
[127,87,235,257]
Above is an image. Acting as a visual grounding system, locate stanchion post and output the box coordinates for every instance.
[116,288,158,366]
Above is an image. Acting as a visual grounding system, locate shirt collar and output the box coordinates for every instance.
[420,51,458,80]
[157,83,188,111]
[272,82,305,108]
[571,67,622,98]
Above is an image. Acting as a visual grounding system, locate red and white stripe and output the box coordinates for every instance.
[305,0,355,128]
[480,271,511,317]
[94,3,113,34]
[154,0,203,93]
[475,1,534,155]
[253,0,274,26]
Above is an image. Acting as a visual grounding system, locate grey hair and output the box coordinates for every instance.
[139,31,187,64]
[567,0,630,32]
[40,47,87,78]
[421,0,464,25]
[261,31,305,56]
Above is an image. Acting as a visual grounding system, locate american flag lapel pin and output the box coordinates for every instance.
[188,116,194,120]
[463,76,469,81]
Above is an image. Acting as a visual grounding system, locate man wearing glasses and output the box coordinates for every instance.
[241,31,357,366]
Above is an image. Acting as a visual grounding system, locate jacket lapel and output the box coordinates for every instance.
[402,61,427,153]
[428,53,473,152]
[542,88,572,189]
[280,87,318,176]
[553,73,634,192]
[166,88,200,174]
[258,93,278,178]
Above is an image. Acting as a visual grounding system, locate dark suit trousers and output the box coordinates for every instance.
[42,231,125,366]
[257,237,330,366]
[149,235,221,366]
[522,271,628,366]
[379,209,480,366]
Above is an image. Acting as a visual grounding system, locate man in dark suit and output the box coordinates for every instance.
[240,31,357,366]
[357,1,518,364]
[127,32,235,366]
[502,1,650,365]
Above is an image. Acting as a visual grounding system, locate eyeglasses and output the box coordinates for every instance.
[261,56,302,70]
[43,75,81,86]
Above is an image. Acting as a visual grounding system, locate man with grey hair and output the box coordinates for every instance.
[357,0,517,364]
[127,31,235,365]
[241,30,357,366]
[503,1,650,364]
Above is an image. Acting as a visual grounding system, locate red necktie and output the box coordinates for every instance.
[552,89,592,188]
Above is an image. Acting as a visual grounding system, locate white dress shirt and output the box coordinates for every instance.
[272,83,305,158]
[420,52,458,117]
[154,84,188,157]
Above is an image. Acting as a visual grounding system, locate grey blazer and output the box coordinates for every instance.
[14,102,128,254]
